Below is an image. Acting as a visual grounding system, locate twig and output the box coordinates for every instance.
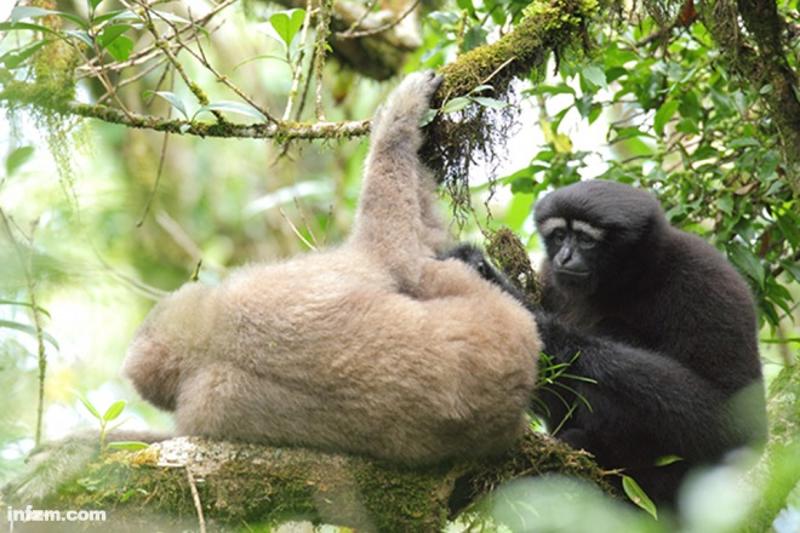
[313,0,333,120]
[77,0,238,78]
[136,124,171,226]
[97,56,169,105]
[279,207,317,250]
[148,6,278,123]
[338,0,378,36]
[293,196,320,248]
[335,0,421,39]
[282,0,315,121]
[138,2,213,108]
[0,209,47,447]
[480,56,516,86]
[185,467,207,533]
[155,211,204,265]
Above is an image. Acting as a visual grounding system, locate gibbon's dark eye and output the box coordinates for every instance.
[551,229,566,245]
[576,232,597,249]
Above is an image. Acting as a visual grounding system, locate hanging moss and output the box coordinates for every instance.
[422,0,602,211]
[486,227,543,306]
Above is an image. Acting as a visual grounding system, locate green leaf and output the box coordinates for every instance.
[728,244,764,287]
[467,84,494,95]
[269,9,306,47]
[472,96,509,110]
[78,394,102,421]
[5,146,34,176]
[581,65,606,89]
[196,101,267,121]
[622,475,658,519]
[10,6,88,28]
[91,10,129,25]
[11,6,56,20]
[145,91,188,119]
[0,21,60,36]
[782,262,800,283]
[654,454,683,467]
[0,319,59,350]
[2,41,49,69]
[461,25,487,52]
[65,30,93,47]
[441,96,471,114]
[104,34,134,61]
[98,23,131,48]
[653,99,679,136]
[107,441,150,451]
[419,108,437,127]
[103,400,126,422]
[716,194,733,215]
[456,0,476,18]
[729,137,760,149]
[89,0,105,12]
[0,298,50,318]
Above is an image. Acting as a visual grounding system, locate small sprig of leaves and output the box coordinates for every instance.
[78,394,148,451]
[144,90,268,127]
[420,84,510,126]
[532,350,597,435]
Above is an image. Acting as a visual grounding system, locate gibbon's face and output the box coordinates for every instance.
[539,216,605,293]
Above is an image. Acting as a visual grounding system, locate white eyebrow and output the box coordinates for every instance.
[538,217,567,237]
[572,220,605,240]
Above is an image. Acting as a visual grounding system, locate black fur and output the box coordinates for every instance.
[444,181,767,505]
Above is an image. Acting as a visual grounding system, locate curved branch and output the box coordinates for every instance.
[0,0,601,142]
[0,80,369,140]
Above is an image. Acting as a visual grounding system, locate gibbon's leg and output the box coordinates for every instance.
[349,71,443,289]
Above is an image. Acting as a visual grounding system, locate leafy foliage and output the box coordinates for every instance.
[0,0,798,528]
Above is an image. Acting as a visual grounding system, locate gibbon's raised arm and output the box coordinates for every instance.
[122,71,541,466]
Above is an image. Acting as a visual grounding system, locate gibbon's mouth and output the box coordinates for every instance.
[555,268,591,278]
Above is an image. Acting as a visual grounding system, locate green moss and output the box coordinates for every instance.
[6,434,610,531]
[422,0,602,205]
[486,227,542,305]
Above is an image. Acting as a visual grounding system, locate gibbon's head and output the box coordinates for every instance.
[534,180,666,295]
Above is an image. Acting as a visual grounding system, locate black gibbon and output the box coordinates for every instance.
[445,180,767,503]
[123,71,541,465]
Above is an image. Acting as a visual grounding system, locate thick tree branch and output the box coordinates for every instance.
[3,431,611,531]
[0,0,601,143]
[0,78,369,140]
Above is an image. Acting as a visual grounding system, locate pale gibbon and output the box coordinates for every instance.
[123,71,541,465]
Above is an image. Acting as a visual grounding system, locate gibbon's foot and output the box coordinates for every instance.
[374,70,443,133]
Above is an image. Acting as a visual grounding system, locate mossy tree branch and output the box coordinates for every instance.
[0,0,603,143]
[3,431,612,531]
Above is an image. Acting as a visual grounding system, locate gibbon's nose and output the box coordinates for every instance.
[554,244,574,268]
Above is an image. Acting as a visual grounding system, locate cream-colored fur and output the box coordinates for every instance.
[123,71,540,465]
